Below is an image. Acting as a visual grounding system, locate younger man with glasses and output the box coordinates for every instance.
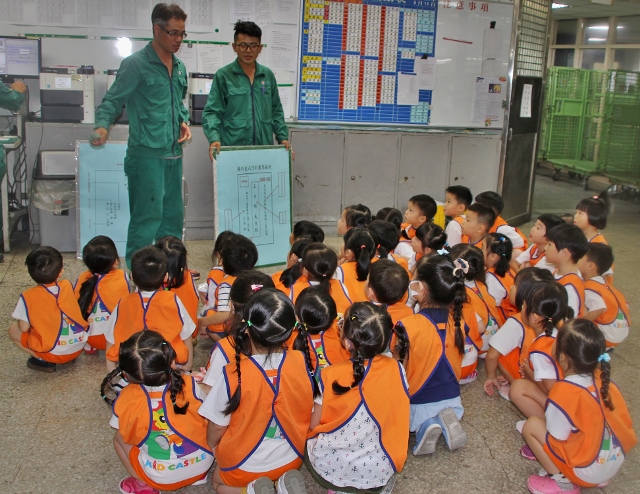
[203,21,290,160]
[92,3,191,268]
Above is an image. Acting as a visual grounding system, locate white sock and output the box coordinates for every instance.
[276,475,288,494]
[550,474,575,491]
[246,480,257,494]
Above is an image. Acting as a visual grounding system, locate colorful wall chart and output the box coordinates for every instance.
[298,0,438,125]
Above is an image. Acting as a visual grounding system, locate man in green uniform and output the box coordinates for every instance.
[0,80,26,262]
[92,3,191,267]
[203,21,290,161]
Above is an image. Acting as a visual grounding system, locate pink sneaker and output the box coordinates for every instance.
[119,477,159,494]
[520,444,537,460]
[527,474,580,494]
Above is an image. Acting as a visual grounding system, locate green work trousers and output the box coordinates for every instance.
[124,155,183,268]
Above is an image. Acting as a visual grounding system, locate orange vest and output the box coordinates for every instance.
[527,245,546,267]
[114,376,213,490]
[336,262,368,303]
[217,351,314,471]
[107,291,189,364]
[465,282,503,330]
[462,302,483,352]
[203,274,237,335]
[497,313,536,381]
[401,223,417,239]
[487,267,517,321]
[556,272,586,317]
[460,235,484,249]
[490,216,529,250]
[271,270,288,294]
[309,355,410,473]
[289,276,352,316]
[589,233,608,244]
[528,333,564,380]
[166,270,199,330]
[386,302,413,325]
[75,269,130,349]
[585,278,631,328]
[395,310,463,397]
[389,253,410,274]
[21,280,89,363]
[544,374,637,487]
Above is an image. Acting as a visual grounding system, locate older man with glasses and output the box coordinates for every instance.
[92,3,191,268]
[203,21,290,161]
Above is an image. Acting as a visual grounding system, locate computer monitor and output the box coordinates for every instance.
[0,36,41,80]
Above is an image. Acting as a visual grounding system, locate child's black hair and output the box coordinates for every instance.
[219,234,258,275]
[484,233,513,277]
[576,191,609,230]
[345,209,370,230]
[155,236,187,290]
[375,207,403,231]
[537,214,565,237]
[26,246,63,284]
[555,319,614,410]
[466,203,496,230]
[212,231,236,265]
[101,331,188,413]
[131,246,167,291]
[513,267,556,312]
[226,289,317,413]
[446,185,473,209]
[78,236,119,320]
[415,223,447,253]
[448,244,485,283]
[344,203,372,225]
[294,285,337,335]
[226,270,275,336]
[367,220,400,258]
[414,255,467,355]
[546,224,589,264]
[292,220,325,243]
[522,281,568,337]
[234,20,262,40]
[280,237,314,288]
[409,194,437,220]
[332,302,408,394]
[368,259,409,305]
[475,191,504,215]
[301,242,338,292]
[344,227,376,281]
[585,243,614,276]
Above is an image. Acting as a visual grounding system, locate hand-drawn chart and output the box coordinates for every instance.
[214,146,292,267]
[76,141,129,258]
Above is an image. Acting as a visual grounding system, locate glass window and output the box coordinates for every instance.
[583,18,609,45]
[582,49,606,70]
[614,49,640,72]
[615,16,640,44]
[556,20,577,45]
[554,49,575,67]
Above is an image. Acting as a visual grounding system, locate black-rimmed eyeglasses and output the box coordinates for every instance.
[157,25,188,39]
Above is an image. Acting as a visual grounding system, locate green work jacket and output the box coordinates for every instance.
[202,59,289,146]
[0,84,24,175]
[94,42,189,159]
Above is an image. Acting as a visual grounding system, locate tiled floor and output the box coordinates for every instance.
[2,171,639,494]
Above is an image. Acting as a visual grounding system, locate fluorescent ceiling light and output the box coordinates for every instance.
[552,3,569,8]
[587,25,609,30]
[116,37,132,57]
[588,38,607,42]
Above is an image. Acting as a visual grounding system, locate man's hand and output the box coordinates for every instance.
[10,81,27,93]
[90,127,109,147]
[209,141,221,161]
[178,122,191,143]
[281,140,295,160]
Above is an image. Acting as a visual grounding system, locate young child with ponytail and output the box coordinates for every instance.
[105,331,214,494]
[522,319,637,494]
[410,222,448,272]
[394,255,469,456]
[306,302,410,493]
[484,233,517,322]
[75,236,130,354]
[272,237,314,294]
[199,289,315,494]
[335,227,376,302]
[367,219,410,273]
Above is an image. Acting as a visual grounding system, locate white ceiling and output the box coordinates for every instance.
[552,0,640,20]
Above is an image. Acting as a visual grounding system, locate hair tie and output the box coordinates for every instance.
[501,253,506,257]
[246,320,252,327]
[547,317,553,322]
[161,342,167,346]
[360,244,366,249]
[452,258,470,277]
[377,244,380,249]
[93,272,100,277]
[322,273,327,277]
[250,284,263,292]
[593,195,599,200]
[437,248,448,255]
[598,353,611,363]
[297,258,302,262]
[349,315,358,321]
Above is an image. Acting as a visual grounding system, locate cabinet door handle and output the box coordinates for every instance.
[295,175,305,187]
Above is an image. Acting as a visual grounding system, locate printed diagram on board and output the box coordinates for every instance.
[223,171,288,246]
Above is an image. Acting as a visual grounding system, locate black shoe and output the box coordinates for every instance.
[27,357,57,373]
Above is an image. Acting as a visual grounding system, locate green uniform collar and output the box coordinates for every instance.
[143,41,180,68]
[231,57,266,78]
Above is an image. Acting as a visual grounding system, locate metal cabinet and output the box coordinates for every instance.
[449,135,501,194]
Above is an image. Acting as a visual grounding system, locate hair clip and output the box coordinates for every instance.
[437,248,448,255]
[349,315,358,321]
[250,284,263,292]
[452,258,470,277]
[598,353,611,363]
